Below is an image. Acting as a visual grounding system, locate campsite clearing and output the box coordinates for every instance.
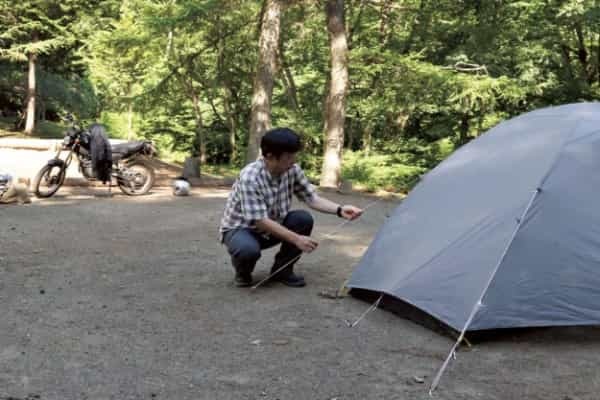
[0,188,598,399]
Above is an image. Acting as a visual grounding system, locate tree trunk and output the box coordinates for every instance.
[347,119,354,150]
[378,0,393,46]
[191,92,207,165]
[180,72,207,165]
[229,111,237,163]
[560,44,575,81]
[279,43,300,112]
[183,157,200,179]
[223,87,237,164]
[321,74,331,134]
[458,114,470,145]
[24,51,37,135]
[574,24,591,83]
[127,102,134,140]
[245,0,281,164]
[363,124,372,156]
[38,96,46,122]
[402,0,426,54]
[597,33,600,84]
[166,30,173,59]
[216,13,236,164]
[320,0,349,189]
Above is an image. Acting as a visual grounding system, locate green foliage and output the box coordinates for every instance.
[0,116,15,136]
[0,116,65,138]
[202,163,239,179]
[33,120,66,139]
[342,151,427,193]
[0,62,24,112]
[99,111,139,140]
[1,0,600,191]
[38,72,98,118]
[0,61,98,120]
[0,1,76,62]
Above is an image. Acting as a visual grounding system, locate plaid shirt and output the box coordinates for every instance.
[219,158,315,239]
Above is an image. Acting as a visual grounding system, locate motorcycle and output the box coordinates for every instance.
[32,118,156,198]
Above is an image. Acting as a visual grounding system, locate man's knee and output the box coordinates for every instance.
[284,210,314,233]
[231,242,261,263]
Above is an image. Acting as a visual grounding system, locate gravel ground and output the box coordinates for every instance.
[0,187,599,400]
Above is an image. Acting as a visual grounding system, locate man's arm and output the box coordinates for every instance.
[255,218,318,253]
[307,194,363,220]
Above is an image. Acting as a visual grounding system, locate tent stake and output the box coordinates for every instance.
[344,293,384,328]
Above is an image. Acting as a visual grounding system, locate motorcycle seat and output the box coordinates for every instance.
[111,141,148,160]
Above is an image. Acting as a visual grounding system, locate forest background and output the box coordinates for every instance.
[1,0,599,192]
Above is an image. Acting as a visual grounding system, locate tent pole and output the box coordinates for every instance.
[429,188,541,395]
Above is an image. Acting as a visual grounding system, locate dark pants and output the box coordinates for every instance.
[223,210,314,277]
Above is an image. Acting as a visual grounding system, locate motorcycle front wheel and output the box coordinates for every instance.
[33,164,66,198]
[117,161,155,196]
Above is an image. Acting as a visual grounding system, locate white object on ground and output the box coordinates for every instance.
[172,179,190,196]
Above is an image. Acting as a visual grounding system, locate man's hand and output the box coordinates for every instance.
[294,235,319,253]
[340,205,363,220]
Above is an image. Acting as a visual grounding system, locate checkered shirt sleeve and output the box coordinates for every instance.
[292,165,315,203]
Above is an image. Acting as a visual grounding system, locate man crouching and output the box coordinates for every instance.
[219,127,362,287]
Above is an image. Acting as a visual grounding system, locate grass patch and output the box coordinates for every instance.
[0,117,16,137]
[201,164,239,179]
[99,112,141,140]
[156,148,189,165]
[198,152,429,193]
[0,117,66,139]
[342,150,427,193]
[33,120,66,138]
[0,113,142,141]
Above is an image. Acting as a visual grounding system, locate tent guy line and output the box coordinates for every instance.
[250,198,384,291]
[344,293,384,327]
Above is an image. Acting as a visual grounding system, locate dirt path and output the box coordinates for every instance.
[0,188,598,399]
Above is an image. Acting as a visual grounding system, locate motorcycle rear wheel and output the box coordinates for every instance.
[117,161,155,196]
[33,164,66,198]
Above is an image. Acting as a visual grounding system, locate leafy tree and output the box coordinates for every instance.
[0,1,80,134]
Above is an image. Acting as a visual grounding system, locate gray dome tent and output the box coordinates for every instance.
[348,102,600,333]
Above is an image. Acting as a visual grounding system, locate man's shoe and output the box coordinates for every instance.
[234,273,253,287]
[274,272,306,287]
